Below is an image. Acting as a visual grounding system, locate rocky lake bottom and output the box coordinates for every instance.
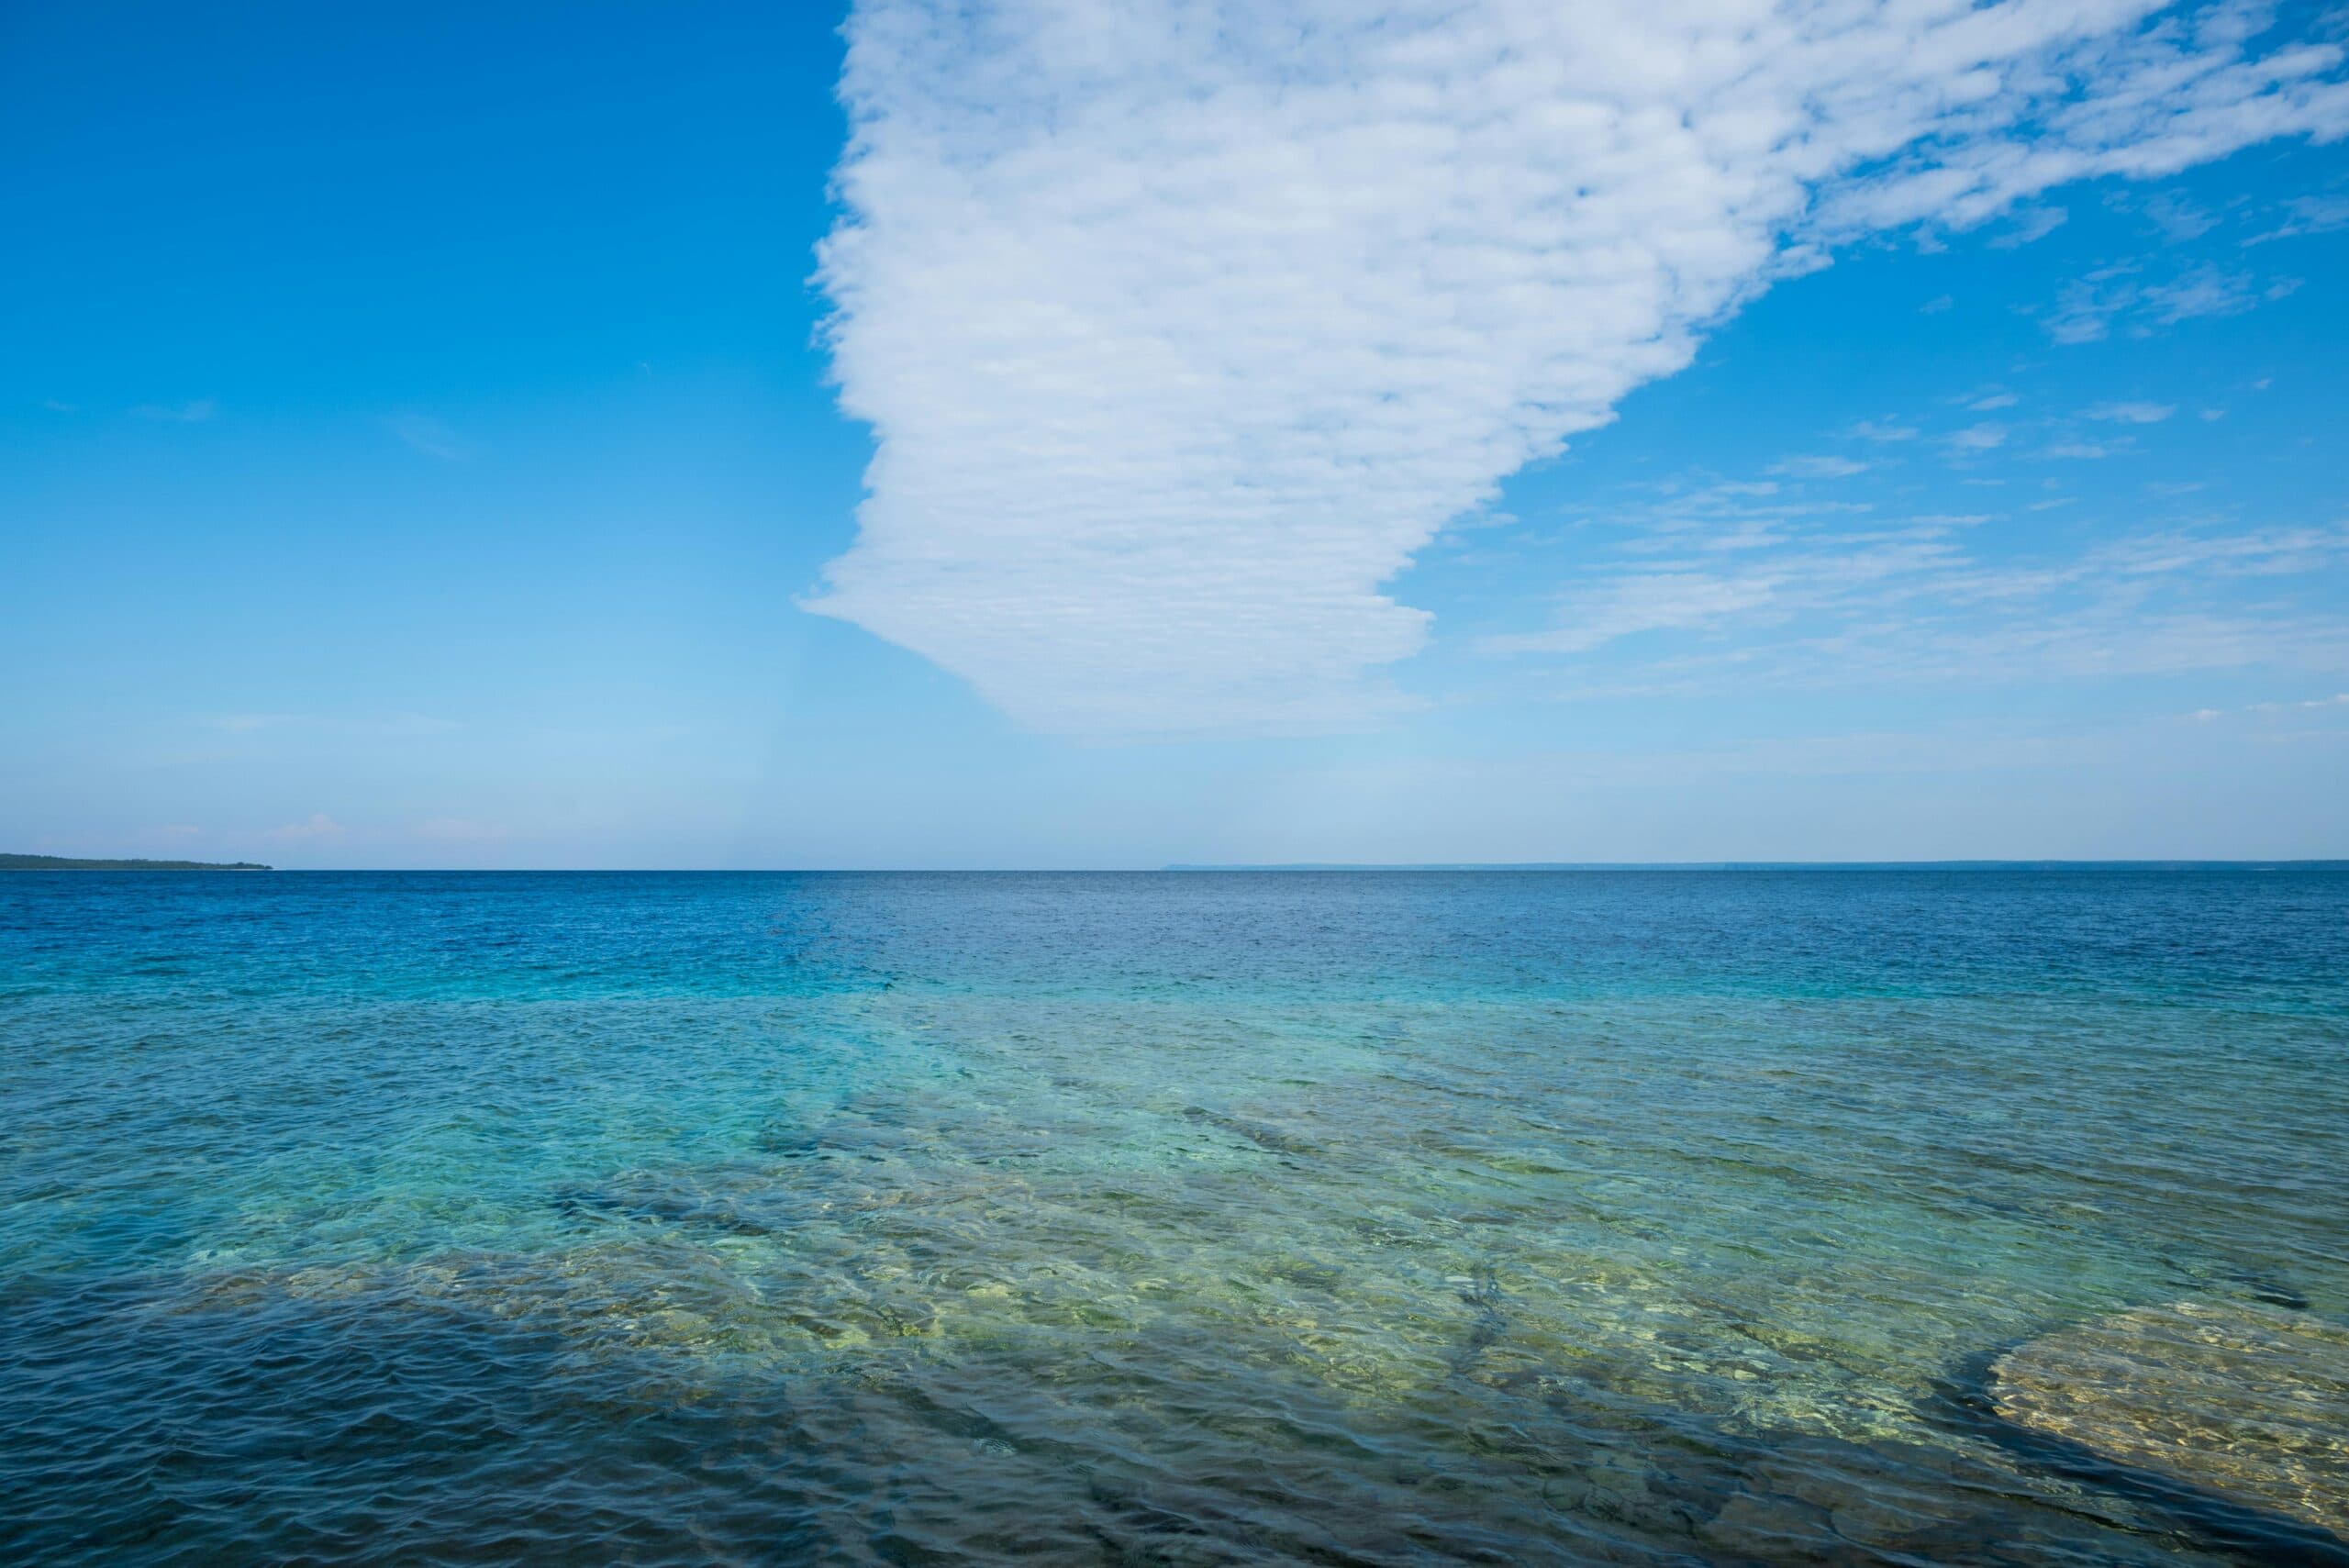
[3,870,2343,1564]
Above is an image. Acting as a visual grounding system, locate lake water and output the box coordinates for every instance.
[3,870,2344,1563]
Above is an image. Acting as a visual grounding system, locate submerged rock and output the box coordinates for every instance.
[1988,1299,2349,1541]
[553,1181,782,1238]
[1179,1105,1319,1157]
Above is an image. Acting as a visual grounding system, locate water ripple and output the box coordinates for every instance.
[3,869,2344,1562]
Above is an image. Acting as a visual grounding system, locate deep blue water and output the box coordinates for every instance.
[2,870,2344,1564]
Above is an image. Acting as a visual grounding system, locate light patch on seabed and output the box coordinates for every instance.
[1993,1300,2349,1537]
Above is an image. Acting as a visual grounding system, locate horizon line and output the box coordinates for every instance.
[16,860,2349,873]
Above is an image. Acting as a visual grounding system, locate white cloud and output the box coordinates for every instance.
[1967,392,2021,410]
[1488,532,1962,656]
[814,0,2349,734]
[2134,188,2220,240]
[1487,571,1791,655]
[1768,454,1869,479]
[1487,488,2349,688]
[2038,257,2285,342]
[1515,584,2349,699]
[2189,691,2349,719]
[1849,418,1919,441]
[2043,269,2137,342]
[1585,474,1873,556]
[1988,205,2070,246]
[2243,191,2349,243]
[2143,262,2266,322]
[2096,522,2349,577]
[1948,422,2010,451]
[2086,399,2176,421]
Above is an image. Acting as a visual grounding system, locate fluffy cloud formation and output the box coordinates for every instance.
[812,0,2349,734]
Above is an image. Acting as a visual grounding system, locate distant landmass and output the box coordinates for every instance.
[1,853,271,871]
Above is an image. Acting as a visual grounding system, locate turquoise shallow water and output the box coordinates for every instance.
[2,869,2344,1563]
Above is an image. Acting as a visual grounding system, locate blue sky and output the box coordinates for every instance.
[5,0,2347,867]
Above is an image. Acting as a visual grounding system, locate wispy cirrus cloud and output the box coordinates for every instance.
[385,413,472,461]
[1849,418,1920,442]
[813,0,2349,734]
[2132,188,2221,240]
[133,398,217,423]
[1988,206,2070,247]
[2043,259,2298,341]
[1489,492,2349,696]
[1768,454,1870,480]
[1487,532,1965,656]
[2242,191,2349,243]
[2198,691,2349,717]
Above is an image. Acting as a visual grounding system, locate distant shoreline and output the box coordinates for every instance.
[0,854,271,872]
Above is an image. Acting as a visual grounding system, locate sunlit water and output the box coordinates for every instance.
[3,870,2344,1564]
